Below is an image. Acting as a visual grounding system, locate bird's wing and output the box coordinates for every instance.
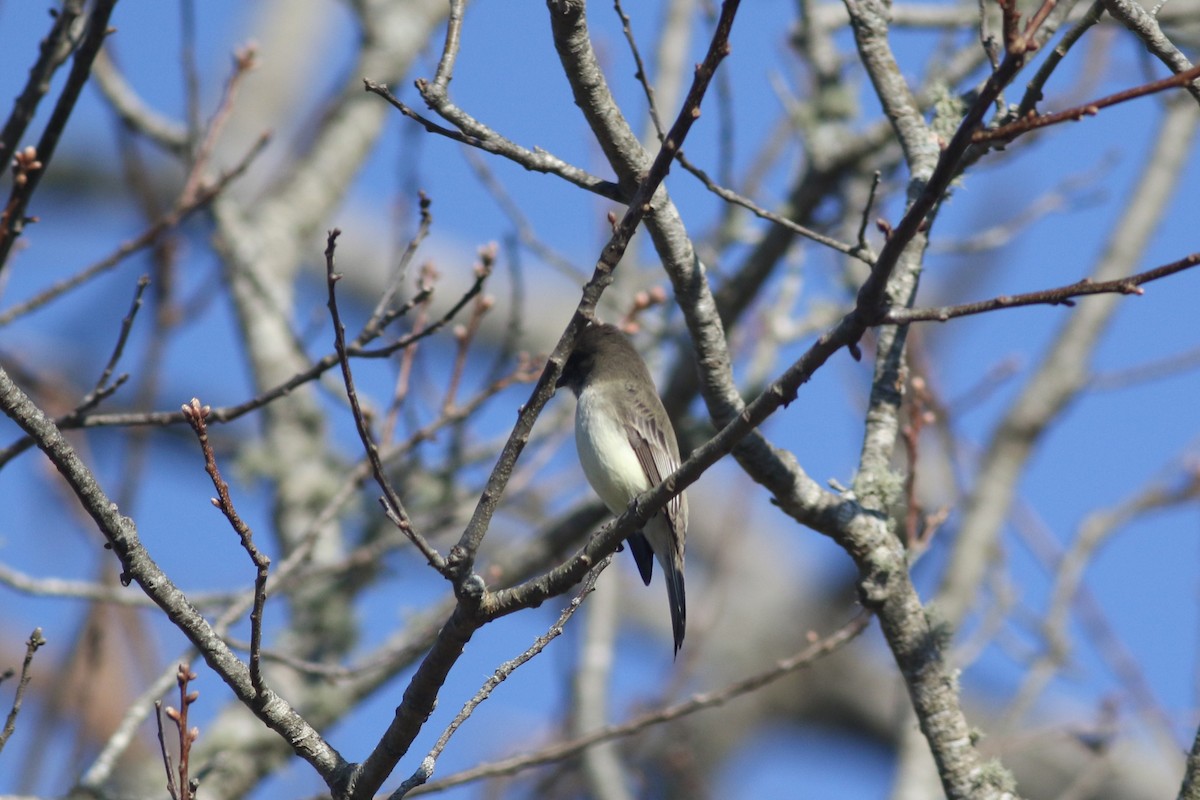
[623,395,688,541]
[624,393,688,654]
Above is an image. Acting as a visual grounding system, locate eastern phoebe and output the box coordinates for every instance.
[557,321,687,655]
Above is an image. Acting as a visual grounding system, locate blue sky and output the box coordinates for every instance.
[1,0,1198,797]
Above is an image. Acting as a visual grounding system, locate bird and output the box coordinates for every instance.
[556,321,687,655]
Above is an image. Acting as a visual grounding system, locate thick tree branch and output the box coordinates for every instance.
[0,367,348,784]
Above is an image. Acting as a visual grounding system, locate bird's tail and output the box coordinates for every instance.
[664,559,686,658]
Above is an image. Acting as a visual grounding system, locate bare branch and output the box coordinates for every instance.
[977,63,1200,143]
[1102,0,1200,105]
[0,628,46,754]
[181,399,273,697]
[395,557,613,797]
[364,80,624,203]
[0,366,347,783]
[344,6,745,796]
[884,251,1200,324]
[0,0,87,172]
[0,0,119,273]
[323,230,447,575]
[156,664,201,800]
[409,613,871,795]
[0,132,270,328]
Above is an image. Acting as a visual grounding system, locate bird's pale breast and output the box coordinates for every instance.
[575,386,649,516]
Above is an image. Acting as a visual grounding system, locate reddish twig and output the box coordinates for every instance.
[1019,0,1062,51]
[0,147,44,246]
[883,251,1200,324]
[180,44,258,202]
[619,286,669,332]
[181,399,271,698]
[383,262,437,442]
[442,246,495,415]
[900,377,927,550]
[155,663,200,800]
[899,375,948,552]
[975,63,1200,143]
[352,263,490,359]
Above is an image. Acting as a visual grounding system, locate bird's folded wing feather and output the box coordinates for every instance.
[624,396,688,540]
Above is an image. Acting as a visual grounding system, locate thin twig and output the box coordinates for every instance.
[395,557,614,798]
[181,399,271,698]
[0,628,46,754]
[366,192,435,339]
[86,275,151,405]
[855,171,882,252]
[1017,0,1106,117]
[1090,345,1200,391]
[461,149,585,282]
[154,701,179,800]
[156,664,200,800]
[675,149,875,262]
[441,248,495,415]
[900,376,927,549]
[0,275,151,468]
[323,230,447,573]
[383,263,436,443]
[0,0,119,272]
[180,0,202,148]
[883,251,1200,324]
[363,80,624,203]
[0,132,270,328]
[614,0,667,141]
[352,266,490,359]
[0,561,238,607]
[180,44,258,201]
[409,613,871,795]
[0,251,494,463]
[0,0,87,171]
[976,62,1200,143]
